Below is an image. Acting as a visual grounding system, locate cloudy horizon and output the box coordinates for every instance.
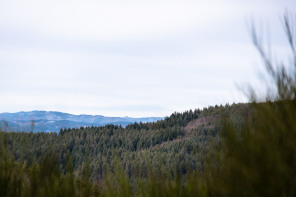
[1,0,295,117]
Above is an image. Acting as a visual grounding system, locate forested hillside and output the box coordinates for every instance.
[1,106,215,180]
[0,103,249,194]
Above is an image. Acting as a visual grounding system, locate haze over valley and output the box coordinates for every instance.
[0,111,162,132]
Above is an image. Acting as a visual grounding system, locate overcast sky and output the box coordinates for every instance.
[0,0,295,117]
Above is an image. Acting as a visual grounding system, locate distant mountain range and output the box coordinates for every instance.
[0,111,163,133]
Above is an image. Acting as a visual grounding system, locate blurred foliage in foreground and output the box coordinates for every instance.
[0,13,296,196]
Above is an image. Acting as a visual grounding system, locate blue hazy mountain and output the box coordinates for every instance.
[0,111,163,133]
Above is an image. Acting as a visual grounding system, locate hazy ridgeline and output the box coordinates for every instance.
[0,13,296,196]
